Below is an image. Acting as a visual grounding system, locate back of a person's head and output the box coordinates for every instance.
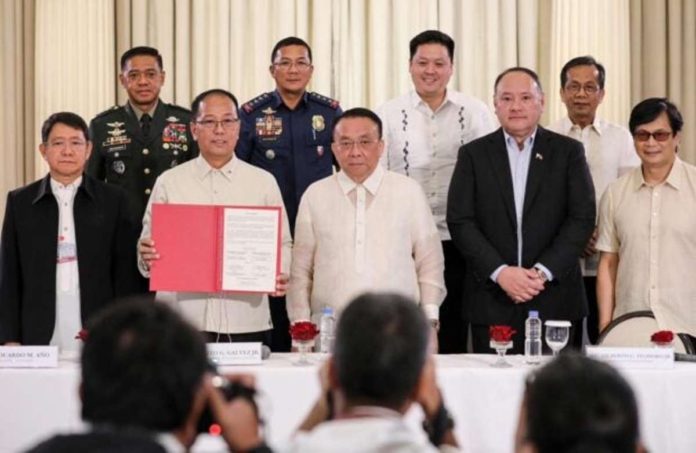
[80,299,208,432]
[333,292,429,410]
[524,354,640,453]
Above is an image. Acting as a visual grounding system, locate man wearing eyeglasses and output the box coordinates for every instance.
[547,56,639,343]
[597,98,696,340]
[138,89,292,346]
[236,36,342,352]
[287,108,445,343]
[88,46,197,227]
[0,112,140,349]
[376,30,497,354]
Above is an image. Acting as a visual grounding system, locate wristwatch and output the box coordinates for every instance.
[422,401,455,446]
[534,267,548,283]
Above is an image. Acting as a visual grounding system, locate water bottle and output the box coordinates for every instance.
[319,307,336,354]
[525,310,542,364]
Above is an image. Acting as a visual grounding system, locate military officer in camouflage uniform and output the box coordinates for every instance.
[88,46,197,224]
[236,37,341,352]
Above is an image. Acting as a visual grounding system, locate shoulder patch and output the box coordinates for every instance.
[92,105,122,120]
[308,92,340,110]
[241,92,273,114]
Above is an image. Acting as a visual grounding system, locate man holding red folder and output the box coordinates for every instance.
[138,89,291,347]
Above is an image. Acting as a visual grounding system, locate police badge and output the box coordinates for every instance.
[311,115,325,132]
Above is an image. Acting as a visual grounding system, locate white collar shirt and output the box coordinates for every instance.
[285,407,459,453]
[288,167,445,323]
[377,90,497,240]
[548,116,639,275]
[49,176,82,353]
[140,155,293,334]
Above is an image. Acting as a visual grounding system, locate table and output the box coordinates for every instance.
[1,354,695,452]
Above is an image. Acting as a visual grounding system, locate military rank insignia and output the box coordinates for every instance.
[256,107,283,137]
[103,121,131,148]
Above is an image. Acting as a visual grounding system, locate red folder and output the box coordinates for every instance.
[149,203,281,293]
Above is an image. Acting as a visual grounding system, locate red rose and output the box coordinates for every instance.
[74,329,89,342]
[489,325,516,343]
[650,330,674,343]
[289,322,320,341]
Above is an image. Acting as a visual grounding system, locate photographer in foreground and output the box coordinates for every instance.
[288,292,459,452]
[27,299,269,453]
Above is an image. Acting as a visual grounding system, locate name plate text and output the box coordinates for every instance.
[207,342,262,365]
[0,346,58,368]
[586,346,674,369]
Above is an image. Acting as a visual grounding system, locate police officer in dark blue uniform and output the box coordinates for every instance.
[236,37,342,231]
[236,37,342,352]
[88,46,197,225]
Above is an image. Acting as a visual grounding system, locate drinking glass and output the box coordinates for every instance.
[545,320,571,357]
[489,340,513,368]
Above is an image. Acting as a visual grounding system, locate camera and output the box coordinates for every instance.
[196,368,259,434]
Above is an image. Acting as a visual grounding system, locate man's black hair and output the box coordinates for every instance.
[331,107,383,139]
[409,30,455,62]
[333,293,429,410]
[81,299,208,431]
[524,354,640,453]
[191,89,239,118]
[41,112,89,143]
[120,46,163,71]
[270,36,312,63]
[560,55,606,89]
[628,97,683,135]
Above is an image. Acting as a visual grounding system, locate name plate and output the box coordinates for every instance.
[207,342,262,365]
[586,346,674,369]
[0,346,58,368]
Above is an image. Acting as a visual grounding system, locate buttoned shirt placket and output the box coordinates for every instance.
[647,184,661,305]
[355,184,366,274]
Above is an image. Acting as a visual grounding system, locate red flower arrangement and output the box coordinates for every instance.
[289,322,320,342]
[489,325,516,343]
[650,330,674,344]
[74,329,89,342]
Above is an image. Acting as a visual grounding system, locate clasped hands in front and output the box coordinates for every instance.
[138,238,289,297]
[497,266,546,304]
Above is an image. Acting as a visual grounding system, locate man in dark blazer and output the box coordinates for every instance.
[447,68,595,353]
[0,112,140,347]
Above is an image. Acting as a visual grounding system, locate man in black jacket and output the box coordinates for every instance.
[0,112,140,349]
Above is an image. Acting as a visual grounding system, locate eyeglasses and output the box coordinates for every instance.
[633,130,673,142]
[196,119,240,130]
[564,83,600,94]
[335,139,380,152]
[273,60,312,71]
[125,70,161,82]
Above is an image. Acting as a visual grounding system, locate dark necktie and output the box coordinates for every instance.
[140,113,152,137]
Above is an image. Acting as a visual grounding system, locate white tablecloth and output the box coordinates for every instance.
[1,353,695,452]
